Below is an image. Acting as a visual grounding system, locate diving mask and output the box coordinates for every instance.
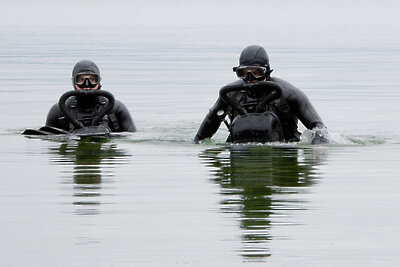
[73,74,99,89]
[233,66,267,79]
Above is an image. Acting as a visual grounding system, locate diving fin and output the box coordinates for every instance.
[22,128,52,135]
[39,126,70,135]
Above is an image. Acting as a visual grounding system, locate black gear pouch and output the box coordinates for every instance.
[230,111,284,143]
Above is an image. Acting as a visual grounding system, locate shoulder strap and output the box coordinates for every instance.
[108,112,120,131]
[276,96,290,113]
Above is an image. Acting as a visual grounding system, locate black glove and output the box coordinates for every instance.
[311,128,329,144]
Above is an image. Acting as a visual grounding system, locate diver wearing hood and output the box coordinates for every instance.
[194,45,327,144]
[45,60,136,132]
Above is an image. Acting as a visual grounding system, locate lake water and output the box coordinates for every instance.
[1,1,400,266]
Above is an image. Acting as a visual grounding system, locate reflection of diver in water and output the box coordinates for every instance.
[49,140,130,215]
[199,145,325,260]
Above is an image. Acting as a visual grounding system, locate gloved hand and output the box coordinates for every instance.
[311,127,329,144]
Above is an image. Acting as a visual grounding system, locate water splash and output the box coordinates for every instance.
[14,125,389,147]
[300,128,386,146]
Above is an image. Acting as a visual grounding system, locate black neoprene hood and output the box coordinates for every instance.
[239,45,270,69]
[72,60,101,78]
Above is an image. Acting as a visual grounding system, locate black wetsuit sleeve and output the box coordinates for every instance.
[45,103,63,128]
[113,100,136,132]
[292,94,328,144]
[194,97,228,142]
[289,90,325,129]
[275,77,325,129]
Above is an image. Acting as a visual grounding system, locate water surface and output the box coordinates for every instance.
[1,1,400,266]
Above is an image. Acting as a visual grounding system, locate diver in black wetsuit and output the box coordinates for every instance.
[46,60,136,132]
[194,45,327,144]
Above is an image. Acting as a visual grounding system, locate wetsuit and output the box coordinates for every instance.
[45,93,136,132]
[194,77,325,142]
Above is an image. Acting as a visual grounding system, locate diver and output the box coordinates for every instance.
[194,45,328,144]
[45,60,136,133]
